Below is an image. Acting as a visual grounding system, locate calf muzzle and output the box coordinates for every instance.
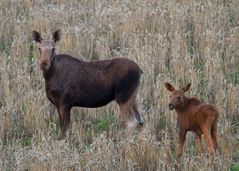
[168,103,174,110]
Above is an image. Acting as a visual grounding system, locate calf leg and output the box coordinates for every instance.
[211,122,218,150]
[196,133,202,156]
[177,129,186,159]
[202,127,215,155]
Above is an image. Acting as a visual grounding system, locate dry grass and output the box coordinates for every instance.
[0,0,239,170]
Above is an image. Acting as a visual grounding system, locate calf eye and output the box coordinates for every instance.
[177,96,181,100]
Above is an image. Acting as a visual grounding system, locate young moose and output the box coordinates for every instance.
[164,82,218,158]
[33,30,144,139]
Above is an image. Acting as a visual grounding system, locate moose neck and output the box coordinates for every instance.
[42,55,56,80]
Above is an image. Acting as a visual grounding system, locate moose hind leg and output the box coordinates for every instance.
[132,99,144,131]
[118,101,139,143]
[211,122,218,150]
[196,133,203,156]
[133,100,143,124]
[117,87,142,132]
[202,126,215,155]
[116,74,142,139]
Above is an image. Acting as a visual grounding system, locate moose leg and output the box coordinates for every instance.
[58,105,71,139]
[130,86,143,132]
[56,106,63,136]
[131,86,140,116]
[132,99,144,131]
[57,106,65,140]
[211,123,218,150]
[177,129,186,159]
[196,133,202,156]
[119,101,137,139]
[202,127,215,155]
[116,82,141,140]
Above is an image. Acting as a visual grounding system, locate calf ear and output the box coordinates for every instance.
[52,30,61,42]
[164,82,175,92]
[181,83,191,93]
[32,31,42,43]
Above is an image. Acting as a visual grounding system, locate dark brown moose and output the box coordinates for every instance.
[164,82,218,158]
[33,30,143,139]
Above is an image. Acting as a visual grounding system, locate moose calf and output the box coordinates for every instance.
[33,30,144,139]
[164,82,218,158]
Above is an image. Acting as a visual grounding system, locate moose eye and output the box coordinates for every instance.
[177,96,181,100]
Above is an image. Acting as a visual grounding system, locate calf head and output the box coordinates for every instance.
[164,82,191,110]
[32,30,61,71]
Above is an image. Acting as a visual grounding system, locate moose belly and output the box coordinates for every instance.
[45,77,115,108]
[73,93,114,108]
[72,89,115,108]
[178,117,201,133]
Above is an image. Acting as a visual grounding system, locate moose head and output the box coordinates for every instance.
[33,30,61,71]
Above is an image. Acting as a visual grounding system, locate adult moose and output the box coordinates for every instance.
[33,30,143,139]
[164,82,218,158]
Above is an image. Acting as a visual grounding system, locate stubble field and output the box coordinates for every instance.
[0,0,238,170]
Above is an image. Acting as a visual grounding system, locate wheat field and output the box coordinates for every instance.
[0,0,238,170]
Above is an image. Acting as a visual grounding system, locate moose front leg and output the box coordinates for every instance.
[57,105,71,139]
[56,105,64,139]
[177,129,186,159]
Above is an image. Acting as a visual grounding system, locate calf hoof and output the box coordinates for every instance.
[177,152,183,160]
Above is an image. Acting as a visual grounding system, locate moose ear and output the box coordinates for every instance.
[52,30,61,42]
[181,83,191,93]
[164,82,175,92]
[32,31,42,43]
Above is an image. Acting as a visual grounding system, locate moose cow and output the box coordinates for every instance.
[164,82,218,158]
[33,30,144,139]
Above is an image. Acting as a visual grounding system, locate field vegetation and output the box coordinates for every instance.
[0,0,238,170]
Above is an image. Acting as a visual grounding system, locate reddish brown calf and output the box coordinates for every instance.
[164,82,218,158]
[33,30,144,139]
